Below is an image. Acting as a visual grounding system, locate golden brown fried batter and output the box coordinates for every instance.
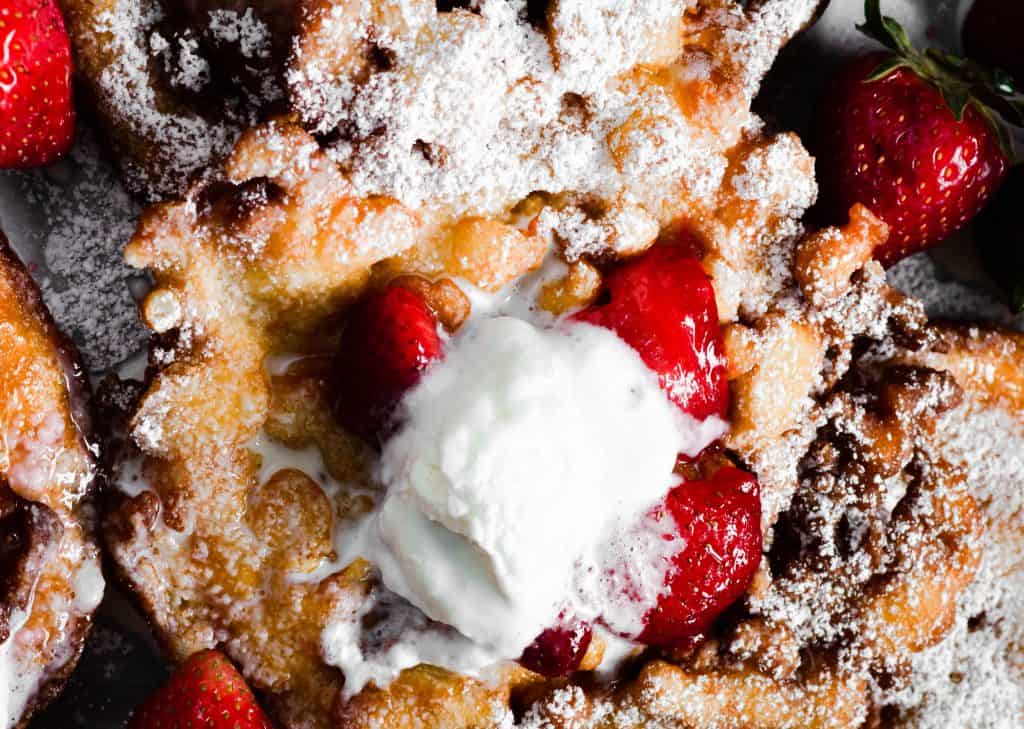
[99,1,1022,727]
[0,238,102,729]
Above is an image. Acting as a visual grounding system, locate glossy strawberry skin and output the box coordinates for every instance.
[574,245,728,422]
[0,0,75,168]
[127,650,273,729]
[816,52,1009,266]
[331,285,442,444]
[519,619,593,677]
[637,467,762,648]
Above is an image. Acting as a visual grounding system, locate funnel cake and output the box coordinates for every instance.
[102,1,1021,727]
[58,0,293,200]
[0,238,103,728]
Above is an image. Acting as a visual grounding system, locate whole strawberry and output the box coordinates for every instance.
[128,650,274,729]
[0,0,75,168]
[331,284,442,444]
[816,0,1021,266]
[574,244,728,423]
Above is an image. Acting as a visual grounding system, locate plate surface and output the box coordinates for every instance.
[2,0,1016,726]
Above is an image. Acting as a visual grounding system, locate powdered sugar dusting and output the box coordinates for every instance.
[888,253,1024,328]
[290,0,820,242]
[882,401,1024,727]
[208,9,273,60]
[730,134,816,215]
[154,34,211,93]
[318,0,632,214]
[722,0,821,95]
[14,127,148,371]
[91,0,240,198]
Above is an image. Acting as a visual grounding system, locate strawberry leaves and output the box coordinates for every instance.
[856,0,1023,157]
[815,52,1009,264]
[857,0,914,58]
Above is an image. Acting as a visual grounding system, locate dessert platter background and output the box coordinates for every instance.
[0,0,1017,726]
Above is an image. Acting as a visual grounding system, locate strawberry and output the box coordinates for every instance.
[128,650,273,729]
[0,0,75,168]
[331,284,442,444]
[625,467,762,648]
[519,618,593,678]
[963,0,1024,88]
[573,244,728,422]
[815,0,1021,266]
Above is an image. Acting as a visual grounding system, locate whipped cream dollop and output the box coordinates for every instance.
[328,313,726,693]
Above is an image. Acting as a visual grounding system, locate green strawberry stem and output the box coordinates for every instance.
[857,0,1024,158]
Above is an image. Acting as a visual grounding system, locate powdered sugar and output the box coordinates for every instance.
[12,127,148,372]
[888,252,1024,328]
[208,9,273,60]
[157,35,211,93]
[321,0,616,214]
[730,134,817,216]
[883,401,1024,727]
[536,200,659,264]
[290,0,820,249]
[720,0,822,95]
[85,0,244,199]
[546,0,697,90]
[42,0,1022,725]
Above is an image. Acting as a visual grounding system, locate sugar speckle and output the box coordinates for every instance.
[13,127,148,371]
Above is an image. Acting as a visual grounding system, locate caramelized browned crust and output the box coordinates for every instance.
[103,145,1010,729]
[97,2,1020,727]
[0,239,103,729]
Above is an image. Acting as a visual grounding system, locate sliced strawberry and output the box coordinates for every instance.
[573,245,728,422]
[0,0,75,168]
[331,284,442,444]
[127,650,273,729]
[519,618,593,678]
[623,467,762,648]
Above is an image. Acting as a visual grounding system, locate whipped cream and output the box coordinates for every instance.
[322,585,502,698]
[327,312,726,694]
